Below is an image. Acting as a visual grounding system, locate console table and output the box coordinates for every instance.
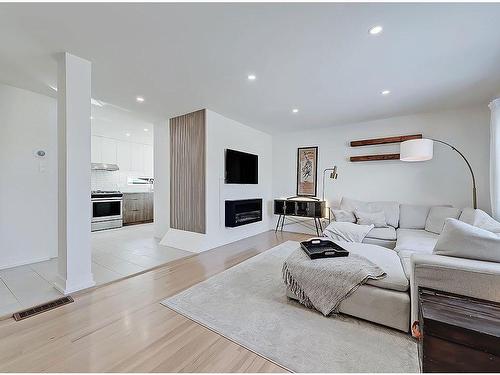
[274,199,326,236]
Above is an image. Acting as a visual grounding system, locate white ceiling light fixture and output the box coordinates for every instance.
[144,128,149,132]
[136,96,145,103]
[292,108,299,113]
[381,90,391,95]
[125,132,131,137]
[369,25,383,35]
[247,74,256,81]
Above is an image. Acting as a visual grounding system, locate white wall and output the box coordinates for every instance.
[160,109,273,251]
[0,83,58,269]
[272,106,491,234]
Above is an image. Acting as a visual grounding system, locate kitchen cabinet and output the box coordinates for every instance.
[144,144,153,176]
[123,192,154,225]
[116,141,131,171]
[91,135,102,163]
[131,143,144,172]
[101,138,117,164]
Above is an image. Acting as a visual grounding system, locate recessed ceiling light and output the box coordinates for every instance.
[247,74,256,81]
[292,108,299,113]
[125,132,131,137]
[90,116,94,120]
[381,90,391,95]
[136,96,145,103]
[144,128,149,132]
[369,25,383,35]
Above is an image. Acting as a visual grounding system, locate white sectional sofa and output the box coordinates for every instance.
[287,197,500,333]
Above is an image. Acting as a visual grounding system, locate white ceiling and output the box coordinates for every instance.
[1,3,500,134]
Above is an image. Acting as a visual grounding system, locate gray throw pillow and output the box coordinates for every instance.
[425,206,461,234]
[331,209,356,223]
[354,210,387,228]
[434,219,500,263]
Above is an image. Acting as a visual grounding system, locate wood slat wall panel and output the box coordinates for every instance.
[170,109,206,233]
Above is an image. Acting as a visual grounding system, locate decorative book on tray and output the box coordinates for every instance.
[300,239,349,259]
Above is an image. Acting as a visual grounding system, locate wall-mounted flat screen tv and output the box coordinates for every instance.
[225,149,258,184]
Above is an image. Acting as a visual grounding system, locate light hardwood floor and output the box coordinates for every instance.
[0,230,309,373]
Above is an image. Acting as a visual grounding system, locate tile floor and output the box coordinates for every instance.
[0,223,192,317]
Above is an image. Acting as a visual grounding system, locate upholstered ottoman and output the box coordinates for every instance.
[286,242,411,332]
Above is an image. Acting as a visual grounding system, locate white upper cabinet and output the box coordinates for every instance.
[101,137,117,164]
[143,144,153,177]
[131,142,144,172]
[91,135,102,163]
[116,140,131,171]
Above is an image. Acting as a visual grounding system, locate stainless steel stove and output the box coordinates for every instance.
[91,190,123,231]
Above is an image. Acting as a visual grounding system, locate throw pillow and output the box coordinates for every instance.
[425,206,462,234]
[354,210,387,228]
[331,209,356,223]
[434,218,500,263]
[459,208,500,234]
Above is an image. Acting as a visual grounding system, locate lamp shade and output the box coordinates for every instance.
[400,138,433,161]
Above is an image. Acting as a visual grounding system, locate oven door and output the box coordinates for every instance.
[92,199,122,222]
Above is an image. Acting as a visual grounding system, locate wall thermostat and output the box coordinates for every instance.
[36,150,46,157]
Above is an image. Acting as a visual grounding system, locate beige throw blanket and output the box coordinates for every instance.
[282,248,386,316]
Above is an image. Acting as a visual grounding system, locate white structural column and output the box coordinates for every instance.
[489,98,500,220]
[54,52,95,294]
[153,120,170,239]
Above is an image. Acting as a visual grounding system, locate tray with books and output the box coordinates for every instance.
[300,239,349,259]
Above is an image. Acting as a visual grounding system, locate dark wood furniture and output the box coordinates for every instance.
[350,134,422,147]
[349,133,422,162]
[416,288,500,373]
[123,192,154,225]
[274,198,325,236]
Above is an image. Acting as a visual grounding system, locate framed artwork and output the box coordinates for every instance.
[296,146,318,197]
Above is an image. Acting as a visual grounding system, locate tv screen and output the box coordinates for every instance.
[225,149,258,184]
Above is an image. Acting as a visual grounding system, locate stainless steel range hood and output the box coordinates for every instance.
[91,163,119,171]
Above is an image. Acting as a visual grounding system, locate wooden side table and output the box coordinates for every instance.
[416,288,500,372]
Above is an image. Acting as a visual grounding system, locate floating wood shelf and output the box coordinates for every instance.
[350,153,400,162]
[350,134,422,147]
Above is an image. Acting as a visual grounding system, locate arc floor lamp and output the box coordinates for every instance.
[400,138,477,209]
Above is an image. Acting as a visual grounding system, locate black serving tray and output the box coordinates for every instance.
[300,239,349,259]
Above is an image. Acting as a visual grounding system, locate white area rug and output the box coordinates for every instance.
[161,241,419,373]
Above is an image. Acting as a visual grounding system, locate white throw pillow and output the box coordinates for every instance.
[434,219,500,263]
[425,206,462,234]
[459,208,500,234]
[340,197,399,228]
[331,209,356,223]
[354,210,387,228]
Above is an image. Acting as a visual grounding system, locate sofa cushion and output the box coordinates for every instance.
[340,242,409,292]
[395,228,439,254]
[331,209,356,223]
[459,208,500,233]
[434,219,500,263]
[341,197,400,228]
[366,227,397,241]
[354,210,387,228]
[425,206,462,234]
[399,204,432,229]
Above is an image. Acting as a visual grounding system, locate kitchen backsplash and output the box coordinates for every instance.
[91,170,153,192]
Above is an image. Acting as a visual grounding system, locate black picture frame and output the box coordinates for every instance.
[296,146,318,197]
